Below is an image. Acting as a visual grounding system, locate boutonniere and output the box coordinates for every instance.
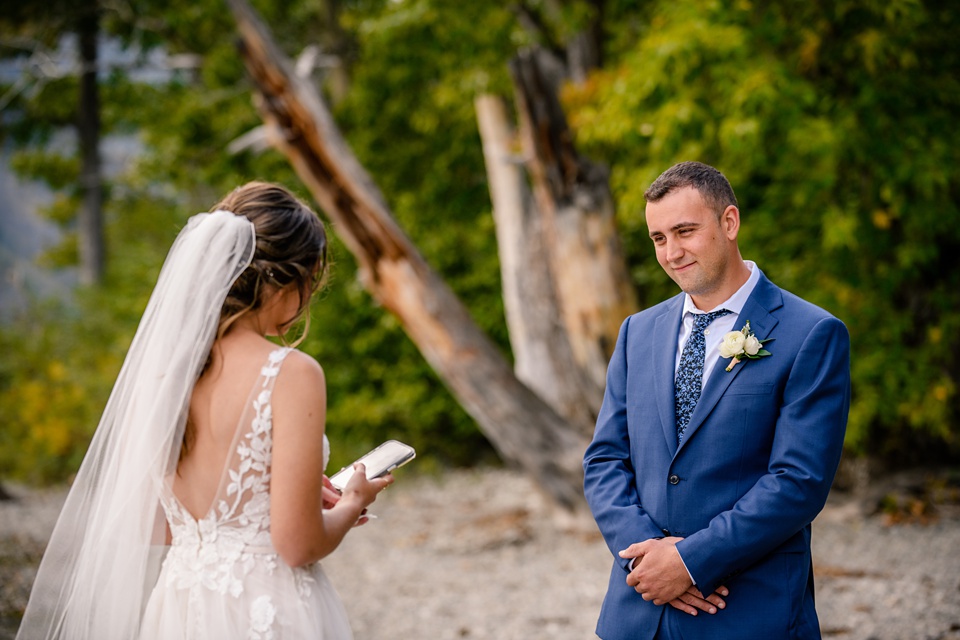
[719,320,772,371]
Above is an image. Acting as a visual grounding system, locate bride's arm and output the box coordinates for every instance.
[269,351,389,567]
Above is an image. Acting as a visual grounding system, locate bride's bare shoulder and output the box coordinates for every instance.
[274,348,325,391]
[270,350,326,440]
[206,331,324,393]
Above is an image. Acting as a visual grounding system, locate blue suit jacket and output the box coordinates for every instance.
[583,271,850,640]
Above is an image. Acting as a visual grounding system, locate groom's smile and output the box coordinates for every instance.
[646,186,746,310]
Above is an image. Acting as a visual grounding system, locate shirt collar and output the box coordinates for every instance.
[682,260,761,317]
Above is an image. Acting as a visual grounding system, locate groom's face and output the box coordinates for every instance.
[646,186,739,307]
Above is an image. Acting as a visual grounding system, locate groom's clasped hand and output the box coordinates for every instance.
[620,537,728,616]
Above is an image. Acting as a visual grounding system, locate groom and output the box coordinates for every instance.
[583,161,850,640]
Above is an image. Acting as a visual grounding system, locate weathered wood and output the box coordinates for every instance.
[227,0,588,508]
[510,47,639,399]
[474,94,598,435]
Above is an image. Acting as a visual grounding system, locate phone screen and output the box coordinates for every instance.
[329,440,415,491]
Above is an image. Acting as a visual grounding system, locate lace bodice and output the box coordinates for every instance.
[150,348,333,636]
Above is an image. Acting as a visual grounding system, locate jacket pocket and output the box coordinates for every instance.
[724,382,775,396]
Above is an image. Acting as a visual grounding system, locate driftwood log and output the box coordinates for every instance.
[227,0,589,508]
[475,94,598,434]
[510,48,638,401]
[475,49,638,435]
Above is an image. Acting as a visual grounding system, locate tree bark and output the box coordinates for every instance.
[508,47,639,400]
[473,7,634,435]
[474,94,598,435]
[77,5,104,285]
[227,0,588,509]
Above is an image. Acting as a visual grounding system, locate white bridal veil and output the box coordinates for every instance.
[17,210,256,640]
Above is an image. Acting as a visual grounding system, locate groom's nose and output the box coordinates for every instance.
[663,238,684,263]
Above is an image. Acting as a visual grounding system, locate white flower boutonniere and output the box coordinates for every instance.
[719,320,772,372]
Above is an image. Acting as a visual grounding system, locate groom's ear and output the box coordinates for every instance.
[720,205,740,240]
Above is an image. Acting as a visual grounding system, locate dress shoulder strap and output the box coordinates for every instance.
[207,347,296,526]
[258,347,294,387]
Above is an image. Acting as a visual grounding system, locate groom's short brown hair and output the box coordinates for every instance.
[644,161,738,217]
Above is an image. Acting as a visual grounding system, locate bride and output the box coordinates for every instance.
[17,182,392,639]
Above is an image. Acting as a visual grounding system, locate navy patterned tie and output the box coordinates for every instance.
[675,309,731,442]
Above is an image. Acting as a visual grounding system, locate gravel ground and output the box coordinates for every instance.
[2,468,959,640]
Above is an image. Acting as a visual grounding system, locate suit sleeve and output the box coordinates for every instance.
[584,317,664,571]
[676,316,851,594]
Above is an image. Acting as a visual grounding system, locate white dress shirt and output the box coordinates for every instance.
[674,260,761,387]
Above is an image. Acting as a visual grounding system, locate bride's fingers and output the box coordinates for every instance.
[321,485,341,509]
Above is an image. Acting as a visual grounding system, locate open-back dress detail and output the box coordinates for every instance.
[139,347,352,639]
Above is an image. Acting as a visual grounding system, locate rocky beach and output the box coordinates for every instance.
[2,467,959,639]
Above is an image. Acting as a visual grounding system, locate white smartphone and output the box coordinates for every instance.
[328,440,416,492]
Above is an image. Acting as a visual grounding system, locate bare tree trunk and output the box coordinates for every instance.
[474,5,634,433]
[227,0,588,509]
[509,47,639,399]
[474,95,598,434]
[77,6,104,285]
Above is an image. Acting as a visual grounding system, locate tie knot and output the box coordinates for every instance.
[692,309,731,331]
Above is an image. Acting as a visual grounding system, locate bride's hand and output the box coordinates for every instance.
[321,475,341,510]
[340,463,393,510]
[354,508,371,527]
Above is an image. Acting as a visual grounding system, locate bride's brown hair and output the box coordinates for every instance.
[213,181,328,342]
[182,181,328,461]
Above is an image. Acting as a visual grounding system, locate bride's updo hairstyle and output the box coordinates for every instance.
[212,181,329,344]
[183,182,328,461]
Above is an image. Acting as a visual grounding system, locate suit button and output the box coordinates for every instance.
[661,528,670,536]
[668,474,680,485]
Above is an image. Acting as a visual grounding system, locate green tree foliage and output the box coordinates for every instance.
[318,0,523,466]
[1,0,524,481]
[565,0,960,460]
[2,0,957,483]
[0,193,185,481]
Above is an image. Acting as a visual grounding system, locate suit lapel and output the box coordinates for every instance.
[653,296,685,457]
[675,273,783,455]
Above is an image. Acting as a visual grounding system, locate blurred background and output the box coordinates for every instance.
[1,0,958,493]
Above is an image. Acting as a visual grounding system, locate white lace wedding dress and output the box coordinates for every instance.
[139,348,353,640]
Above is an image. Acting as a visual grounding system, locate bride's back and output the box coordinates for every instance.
[174,332,277,519]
